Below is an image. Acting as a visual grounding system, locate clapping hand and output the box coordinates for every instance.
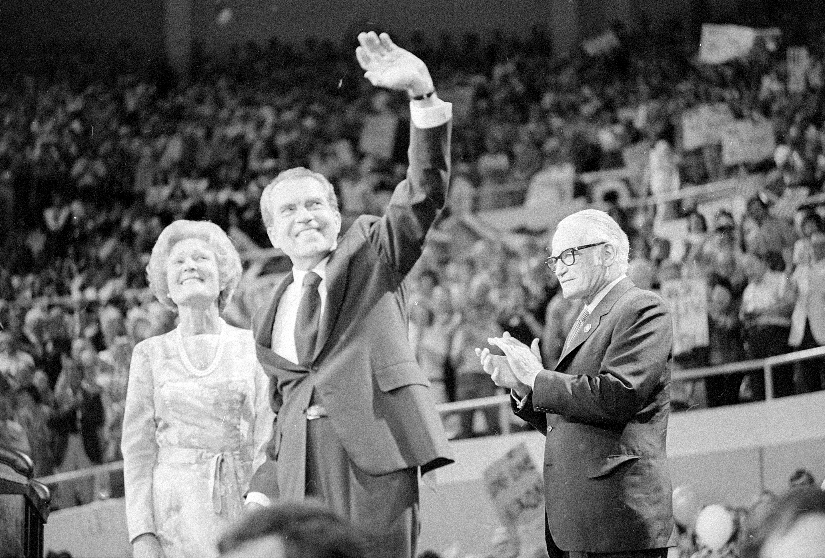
[476,332,543,398]
[475,346,522,393]
[355,32,434,98]
[485,332,544,392]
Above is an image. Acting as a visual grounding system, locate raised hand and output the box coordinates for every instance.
[486,332,544,390]
[355,32,434,97]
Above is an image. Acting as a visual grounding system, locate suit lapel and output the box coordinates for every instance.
[254,271,309,373]
[556,278,635,365]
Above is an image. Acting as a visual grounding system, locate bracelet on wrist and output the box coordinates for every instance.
[410,90,435,101]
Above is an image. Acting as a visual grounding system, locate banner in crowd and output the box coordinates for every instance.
[787,47,811,93]
[689,173,765,224]
[721,119,776,166]
[476,197,586,232]
[699,24,757,64]
[660,278,709,355]
[582,30,620,57]
[681,104,735,151]
[482,442,546,555]
[359,113,398,160]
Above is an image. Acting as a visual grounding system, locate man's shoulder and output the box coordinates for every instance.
[620,282,669,314]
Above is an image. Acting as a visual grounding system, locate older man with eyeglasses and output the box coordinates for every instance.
[477,209,676,558]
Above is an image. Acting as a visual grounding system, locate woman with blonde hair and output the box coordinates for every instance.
[122,220,274,558]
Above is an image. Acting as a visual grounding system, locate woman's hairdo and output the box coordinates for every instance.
[146,220,243,311]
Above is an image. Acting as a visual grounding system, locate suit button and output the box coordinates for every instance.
[547,425,553,432]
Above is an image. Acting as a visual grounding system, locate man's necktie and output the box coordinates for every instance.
[295,272,322,365]
[564,308,591,353]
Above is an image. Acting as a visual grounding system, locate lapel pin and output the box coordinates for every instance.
[584,324,592,333]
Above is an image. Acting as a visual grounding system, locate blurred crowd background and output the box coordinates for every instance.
[2,11,825,558]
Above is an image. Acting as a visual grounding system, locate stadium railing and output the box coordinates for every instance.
[34,345,825,496]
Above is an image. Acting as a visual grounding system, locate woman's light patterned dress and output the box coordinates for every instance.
[122,319,274,558]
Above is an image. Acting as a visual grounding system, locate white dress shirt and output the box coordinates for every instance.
[271,260,330,364]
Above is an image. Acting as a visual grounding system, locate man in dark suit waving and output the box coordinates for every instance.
[478,209,675,558]
[246,31,454,558]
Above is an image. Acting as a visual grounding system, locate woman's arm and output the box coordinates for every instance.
[120,343,160,545]
[250,357,276,476]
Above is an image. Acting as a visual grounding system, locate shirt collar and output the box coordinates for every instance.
[292,256,329,288]
[585,274,626,314]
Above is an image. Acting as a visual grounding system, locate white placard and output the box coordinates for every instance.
[700,24,757,65]
[721,120,776,166]
[661,278,709,355]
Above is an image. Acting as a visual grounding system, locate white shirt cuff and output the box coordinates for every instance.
[245,491,272,507]
[410,98,452,129]
[525,371,540,391]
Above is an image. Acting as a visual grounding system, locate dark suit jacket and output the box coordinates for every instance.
[515,278,675,553]
[249,119,454,501]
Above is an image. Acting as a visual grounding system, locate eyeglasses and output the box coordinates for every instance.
[545,242,606,272]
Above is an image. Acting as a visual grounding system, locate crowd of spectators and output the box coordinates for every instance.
[2,20,825,504]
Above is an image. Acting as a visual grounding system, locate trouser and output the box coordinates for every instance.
[305,416,419,558]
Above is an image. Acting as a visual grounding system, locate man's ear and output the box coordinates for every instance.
[602,243,618,267]
[265,226,280,250]
[333,211,343,238]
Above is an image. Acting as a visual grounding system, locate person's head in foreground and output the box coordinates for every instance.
[217,502,366,558]
[742,486,825,558]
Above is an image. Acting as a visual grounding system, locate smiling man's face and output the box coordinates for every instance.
[265,176,341,270]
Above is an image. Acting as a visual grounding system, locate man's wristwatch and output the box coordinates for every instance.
[410,90,435,101]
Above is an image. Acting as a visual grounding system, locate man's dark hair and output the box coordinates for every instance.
[788,467,816,488]
[218,502,366,558]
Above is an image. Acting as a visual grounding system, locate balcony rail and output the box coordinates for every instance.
[34,346,825,492]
